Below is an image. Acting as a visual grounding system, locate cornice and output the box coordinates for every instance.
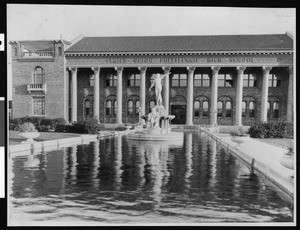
[64,50,293,57]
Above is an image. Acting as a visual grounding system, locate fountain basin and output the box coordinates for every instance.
[128,127,183,141]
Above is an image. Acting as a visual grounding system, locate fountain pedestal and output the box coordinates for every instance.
[128,106,183,141]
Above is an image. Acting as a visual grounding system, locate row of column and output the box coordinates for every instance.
[68,65,293,125]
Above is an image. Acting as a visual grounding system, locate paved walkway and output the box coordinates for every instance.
[204,130,294,198]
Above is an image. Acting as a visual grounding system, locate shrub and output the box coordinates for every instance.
[248,120,293,138]
[83,117,101,134]
[17,122,37,132]
[219,126,249,136]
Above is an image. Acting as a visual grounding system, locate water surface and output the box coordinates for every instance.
[8,131,293,225]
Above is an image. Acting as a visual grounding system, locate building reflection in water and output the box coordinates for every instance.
[92,141,100,189]
[184,132,193,192]
[113,135,123,191]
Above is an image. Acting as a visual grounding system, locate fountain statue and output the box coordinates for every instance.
[128,72,183,141]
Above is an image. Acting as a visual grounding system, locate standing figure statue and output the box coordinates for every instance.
[149,72,171,106]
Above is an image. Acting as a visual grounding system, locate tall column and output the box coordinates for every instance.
[210,66,220,126]
[69,67,77,123]
[115,67,123,124]
[186,66,195,125]
[92,67,100,121]
[235,66,246,126]
[261,66,272,122]
[162,66,171,114]
[287,66,293,122]
[138,67,147,116]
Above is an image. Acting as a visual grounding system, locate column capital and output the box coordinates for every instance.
[262,66,272,72]
[138,66,147,72]
[236,66,246,73]
[91,67,100,73]
[68,67,77,72]
[162,66,171,72]
[114,67,123,73]
[187,66,196,73]
[211,66,221,72]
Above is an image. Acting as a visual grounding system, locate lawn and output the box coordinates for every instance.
[9,131,82,145]
[254,138,294,150]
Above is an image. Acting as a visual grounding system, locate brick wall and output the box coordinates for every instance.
[11,42,67,120]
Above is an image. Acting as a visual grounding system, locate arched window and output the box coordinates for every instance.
[217,101,223,117]
[106,95,116,116]
[203,101,209,117]
[194,101,200,117]
[84,95,93,119]
[127,95,139,117]
[33,67,45,84]
[268,96,280,119]
[249,101,255,118]
[242,101,247,117]
[127,100,134,116]
[194,96,209,118]
[58,47,62,56]
[242,96,256,118]
[218,96,232,118]
[267,102,271,118]
[149,99,156,112]
[225,101,232,117]
[135,100,140,116]
[14,47,18,57]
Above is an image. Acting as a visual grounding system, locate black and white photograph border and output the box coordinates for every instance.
[6,4,296,226]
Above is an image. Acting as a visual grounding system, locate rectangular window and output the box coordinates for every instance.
[106,74,117,87]
[172,74,187,87]
[90,75,95,87]
[33,97,45,115]
[194,74,210,87]
[128,74,140,87]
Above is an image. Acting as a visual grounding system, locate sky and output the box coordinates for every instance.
[6,5,296,99]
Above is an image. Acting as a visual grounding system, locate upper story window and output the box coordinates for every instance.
[218,73,233,87]
[172,73,187,87]
[106,74,117,87]
[243,73,257,87]
[269,73,281,87]
[33,67,45,84]
[14,47,18,57]
[128,74,140,87]
[194,73,210,87]
[89,75,95,87]
[151,74,164,86]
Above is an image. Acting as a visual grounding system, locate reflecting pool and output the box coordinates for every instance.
[8,131,293,225]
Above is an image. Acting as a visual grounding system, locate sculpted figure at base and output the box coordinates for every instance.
[149,72,171,106]
[148,107,160,128]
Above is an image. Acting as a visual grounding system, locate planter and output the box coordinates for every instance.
[19,132,40,144]
[279,154,294,170]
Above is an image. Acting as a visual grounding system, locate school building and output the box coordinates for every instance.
[10,33,294,126]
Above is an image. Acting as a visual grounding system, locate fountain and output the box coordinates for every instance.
[128,72,183,141]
